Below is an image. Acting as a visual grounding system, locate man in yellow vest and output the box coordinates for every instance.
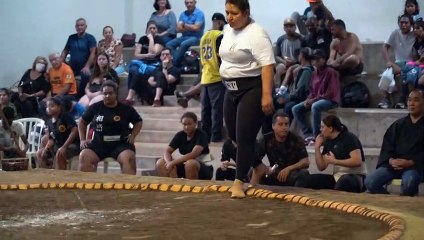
[200,13,227,142]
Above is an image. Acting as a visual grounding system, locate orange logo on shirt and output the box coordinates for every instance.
[113,116,121,122]
[58,125,66,133]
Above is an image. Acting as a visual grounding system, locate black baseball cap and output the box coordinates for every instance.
[212,13,227,24]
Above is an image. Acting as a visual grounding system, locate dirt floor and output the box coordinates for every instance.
[0,169,423,240]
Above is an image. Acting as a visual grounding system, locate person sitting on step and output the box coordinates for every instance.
[0,107,29,159]
[156,112,213,180]
[215,138,237,181]
[365,90,424,197]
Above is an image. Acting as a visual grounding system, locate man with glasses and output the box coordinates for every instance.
[378,14,415,109]
[165,0,205,67]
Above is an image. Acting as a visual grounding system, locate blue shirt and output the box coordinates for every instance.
[64,33,96,74]
[179,8,205,39]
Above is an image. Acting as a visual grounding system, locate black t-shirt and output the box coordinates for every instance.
[82,102,142,144]
[322,130,365,162]
[47,113,79,146]
[414,38,424,58]
[169,129,209,155]
[18,69,50,95]
[138,35,165,64]
[302,27,333,60]
[221,139,237,162]
[152,65,182,94]
[89,69,120,93]
[256,132,308,169]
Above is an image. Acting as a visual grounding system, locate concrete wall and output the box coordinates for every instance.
[0,0,421,87]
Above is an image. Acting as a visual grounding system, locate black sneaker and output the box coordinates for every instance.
[394,102,406,109]
[377,97,391,109]
[177,98,188,108]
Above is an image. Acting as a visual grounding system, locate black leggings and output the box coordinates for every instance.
[306,174,364,193]
[224,85,264,181]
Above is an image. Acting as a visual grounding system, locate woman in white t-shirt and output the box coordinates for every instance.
[219,0,275,198]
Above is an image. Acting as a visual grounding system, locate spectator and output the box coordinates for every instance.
[0,107,29,159]
[378,14,415,109]
[61,18,97,99]
[0,88,17,118]
[413,20,424,88]
[251,110,310,187]
[274,18,304,86]
[150,0,177,43]
[327,19,364,77]
[127,20,165,89]
[78,53,119,109]
[365,90,424,197]
[37,97,79,170]
[124,48,181,107]
[291,0,334,35]
[78,81,143,175]
[276,47,314,121]
[220,0,275,198]
[215,139,237,181]
[14,56,50,118]
[404,0,421,22]
[97,26,125,74]
[166,0,205,67]
[306,115,366,193]
[156,112,213,180]
[199,12,227,142]
[292,49,340,145]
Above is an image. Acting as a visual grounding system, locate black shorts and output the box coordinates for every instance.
[176,161,213,180]
[87,141,135,160]
[343,62,364,76]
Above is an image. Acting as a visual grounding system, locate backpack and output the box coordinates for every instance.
[180,50,200,74]
[341,81,371,108]
[121,33,136,48]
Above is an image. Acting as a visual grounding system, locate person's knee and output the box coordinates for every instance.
[184,159,200,172]
[402,172,421,196]
[156,158,166,169]
[364,174,380,192]
[79,149,98,166]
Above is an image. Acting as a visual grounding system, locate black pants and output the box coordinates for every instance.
[263,169,310,187]
[223,78,264,181]
[201,82,226,142]
[12,95,39,118]
[306,174,365,193]
[131,72,169,104]
[215,168,236,181]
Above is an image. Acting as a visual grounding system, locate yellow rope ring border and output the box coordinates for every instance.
[0,182,404,240]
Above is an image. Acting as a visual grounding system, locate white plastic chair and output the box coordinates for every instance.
[15,118,45,168]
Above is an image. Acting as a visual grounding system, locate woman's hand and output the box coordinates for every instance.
[261,94,274,115]
[80,139,91,150]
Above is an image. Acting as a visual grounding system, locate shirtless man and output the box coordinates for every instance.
[327,19,363,76]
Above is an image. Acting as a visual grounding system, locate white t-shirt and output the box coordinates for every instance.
[219,21,275,78]
[385,29,415,62]
[0,121,25,147]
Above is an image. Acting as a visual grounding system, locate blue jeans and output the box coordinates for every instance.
[292,99,334,137]
[365,165,423,196]
[127,60,159,89]
[166,36,199,66]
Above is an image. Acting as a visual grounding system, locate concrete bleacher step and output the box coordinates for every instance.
[163,95,201,107]
[180,74,199,85]
[142,118,184,131]
[135,106,201,118]
[137,129,175,143]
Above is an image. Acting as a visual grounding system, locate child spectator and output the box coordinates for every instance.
[37,97,79,170]
[404,0,421,22]
[215,139,237,181]
[156,112,213,180]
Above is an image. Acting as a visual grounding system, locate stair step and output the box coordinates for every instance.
[142,118,183,131]
[163,95,201,107]
[136,106,201,118]
[180,74,199,85]
[137,129,175,143]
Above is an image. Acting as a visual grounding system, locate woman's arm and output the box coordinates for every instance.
[164,146,175,162]
[261,64,275,115]
[325,149,362,168]
[128,121,142,145]
[315,134,328,171]
[113,43,123,69]
[173,145,204,165]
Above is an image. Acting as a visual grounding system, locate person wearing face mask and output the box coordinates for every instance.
[13,56,50,117]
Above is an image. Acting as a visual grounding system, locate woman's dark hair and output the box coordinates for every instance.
[103,25,114,34]
[0,88,10,96]
[101,80,118,93]
[404,0,420,15]
[146,20,158,34]
[272,109,289,124]
[154,0,171,11]
[92,52,111,80]
[225,0,250,13]
[47,96,69,114]
[414,20,424,30]
[299,47,313,61]
[398,13,414,25]
[180,111,198,123]
[322,115,348,132]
